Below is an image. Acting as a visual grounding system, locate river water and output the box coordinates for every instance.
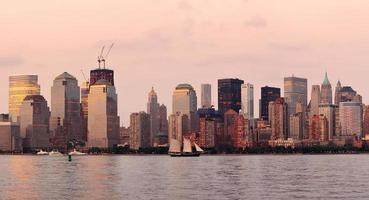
[0,155,368,200]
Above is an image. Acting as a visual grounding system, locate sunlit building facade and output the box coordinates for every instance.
[269,98,288,140]
[129,112,151,150]
[339,101,362,137]
[8,75,40,122]
[87,79,120,148]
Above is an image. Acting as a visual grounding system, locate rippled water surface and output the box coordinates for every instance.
[0,155,368,200]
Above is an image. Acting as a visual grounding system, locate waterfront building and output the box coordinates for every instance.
[309,115,329,142]
[172,84,198,132]
[339,101,363,137]
[147,87,160,147]
[320,72,333,104]
[129,112,151,150]
[289,112,304,140]
[50,72,82,145]
[268,98,288,140]
[87,79,120,148]
[241,83,254,119]
[201,84,212,108]
[198,108,222,148]
[319,104,338,140]
[310,85,321,116]
[260,86,281,121]
[19,95,50,150]
[223,109,245,149]
[0,117,22,152]
[218,78,244,115]
[9,75,40,122]
[119,126,130,146]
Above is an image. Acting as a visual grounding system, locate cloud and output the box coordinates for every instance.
[244,16,267,28]
[0,55,24,67]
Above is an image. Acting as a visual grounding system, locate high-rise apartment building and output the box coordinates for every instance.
[241,83,254,119]
[9,75,40,122]
[198,108,222,148]
[87,79,120,148]
[201,84,212,108]
[318,104,337,140]
[218,79,244,115]
[260,86,280,121]
[309,114,329,142]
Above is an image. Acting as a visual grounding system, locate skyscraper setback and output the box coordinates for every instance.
[218,78,244,115]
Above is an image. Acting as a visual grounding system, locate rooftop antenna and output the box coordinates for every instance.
[102,43,114,69]
[98,46,105,69]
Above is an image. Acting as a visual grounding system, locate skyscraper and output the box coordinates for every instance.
[172,84,198,132]
[309,114,329,142]
[168,112,189,146]
[19,95,50,150]
[159,104,168,135]
[320,72,333,104]
[260,86,280,121]
[284,76,308,116]
[87,79,120,148]
[218,78,244,115]
[201,84,212,108]
[81,81,89,142]
[334,80,342,105]
[147,87,160,146]
[241,83,254,119]
[197,108,222,148]
[9,75,40,122]
[310,85,321,116]
[268,98,288,140]
[129,112,151,150]
[339,101,362,137]
[50,72,82,143]
[319,104,337,140]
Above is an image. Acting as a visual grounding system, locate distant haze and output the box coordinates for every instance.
[1,0,369,125]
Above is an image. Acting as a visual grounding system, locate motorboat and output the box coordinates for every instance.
[68,149,87,156]
[36,150,49,155]
[49,150,63,156]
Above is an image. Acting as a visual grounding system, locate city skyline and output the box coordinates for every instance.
[2,0,369,125]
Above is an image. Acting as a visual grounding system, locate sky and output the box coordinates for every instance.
[1,0,369,126]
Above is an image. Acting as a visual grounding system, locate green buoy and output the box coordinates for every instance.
[68,154,72,162]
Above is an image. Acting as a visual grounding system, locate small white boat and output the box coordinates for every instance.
[36,150,49,155]
[49,150,63,156]
[68,149,87,156]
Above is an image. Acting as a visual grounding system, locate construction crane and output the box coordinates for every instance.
[97,46,105,69]
[80,69,88,82]
[102,43,114,69]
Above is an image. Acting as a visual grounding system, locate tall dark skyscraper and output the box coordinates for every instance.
[218,78,244,115]
[260,86,281,121]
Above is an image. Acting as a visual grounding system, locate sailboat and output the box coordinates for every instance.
[169,138,204,157]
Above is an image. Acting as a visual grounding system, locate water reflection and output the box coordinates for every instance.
[1,155,369,200]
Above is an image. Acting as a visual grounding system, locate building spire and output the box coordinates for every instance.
[322,71,331,85]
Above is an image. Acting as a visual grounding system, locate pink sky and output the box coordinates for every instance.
[1,0,369,125]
